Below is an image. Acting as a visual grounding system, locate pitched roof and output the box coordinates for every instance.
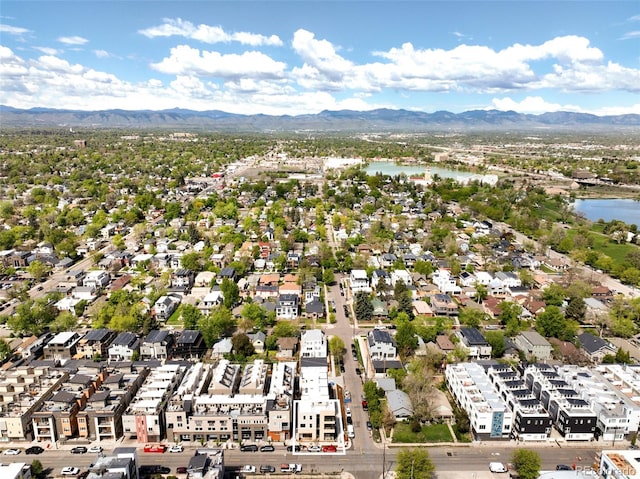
[578,332,615,355]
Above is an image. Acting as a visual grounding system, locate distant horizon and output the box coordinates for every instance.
[2,104,638,118]
[1,1,639,116]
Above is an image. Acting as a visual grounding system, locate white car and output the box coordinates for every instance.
[241,465,256,473]
[307,445,322,452]
[61,467,80,476]
[88,446,103,453]
[168,444,184,453]
[3,449,21,455]
[489,462,508,473]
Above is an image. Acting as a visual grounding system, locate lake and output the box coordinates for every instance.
[364,161,477,180]
[573,198,640,226]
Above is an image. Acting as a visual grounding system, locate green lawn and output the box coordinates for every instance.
[392,422,453,443]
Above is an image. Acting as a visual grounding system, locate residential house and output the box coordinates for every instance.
[83,270,111,289]
[140,330,175,361]
[276,294,299,320]
[108,332,140,362]
[371,298,389,321]
[456,328,492,359]
[174,330,207,360]
[43,331,81,361]
[300,329,326,358]
[75,328,117,360]
[152,294,181,321]
[371,269,391,292]
[349,269,371,293]
[514,331,553,361]
[211,337,233,359]
[248,331,266,354]
[386,389,414,422]
[430,293,458,317]
[304,299,325,320]
[577,332,617,363]
[169,268,194,292]
[367,329,397,360]
[276,337,298,359]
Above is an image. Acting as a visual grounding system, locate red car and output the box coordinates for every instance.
[322,445,337,453]
[361,400,368,411]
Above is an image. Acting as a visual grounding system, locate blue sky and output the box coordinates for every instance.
[1,1,639,115]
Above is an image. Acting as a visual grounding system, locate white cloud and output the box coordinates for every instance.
[94,49,110,58]
[139,18,283,46]
[150,44,287,79]
[292,29,353,82]
[490,96,582,114]
[621,30,640,40]
[0,24,29,35]
[58,35,88,45]
[34,46,60,55]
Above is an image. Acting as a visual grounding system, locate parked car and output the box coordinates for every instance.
[26,446,44,455]
[366,421,373,431]
[61,467,80,476]
[88,446,103,453]
[307,445,322,452]
[260,445,275,452]
[322,445,337,453]
[362,400,368,411]
[489,462,507,473]
[241,465,256,473]
[168,444,184,453]
[287,445,302,452]
[70,446,87,454]
[346,415,353,425]
[3,448,21,455]
[355,368,361,375]
[556,465,573,471]
[260,465,276,473]
[240,444,258,452]
[176,466,188,474]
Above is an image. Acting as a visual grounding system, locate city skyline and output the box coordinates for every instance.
[1,1,639,116]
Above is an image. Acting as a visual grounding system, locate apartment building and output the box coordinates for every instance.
[523,364,597,441]
[349,269,371,293]
[0,365,68,441]
[486,364,552,441]
[295,365,338,444]
[108,332,140,363]
[445,362,513,440]
[122,363,186,442]
[43,331,81,361]
[556,364,640,442]
[31,366,107,442]
[139,330,175,361]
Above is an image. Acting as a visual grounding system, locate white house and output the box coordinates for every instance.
[390,269,413,288]
[153,294,181,321]
[367,329,397,360]
[276,294,299,320]
[432,269,462,295]
[349,269,371,293]
[83,270,111,289]
[300,329,327,358]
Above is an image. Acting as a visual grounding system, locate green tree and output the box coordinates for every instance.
[27,259,50,282]
[565,296,586,322]
[329,336,345,358]
[542,283,566,306]
[198,306,236,347]
[272,321,299,338]
[220,278,240,309]
[512,449,541,479]
[395,448,435,479]
[0,338,12,361]
[181,304,203,330]
[354,291,373,322]
[241,302,268,330]
[31,459,44,479]
[459,307,487,328]
[395,313,418,359]
[232,332,255,359]
[180,252,202,271]
[536,305,577,340]
[484,330,506,358]
[322,269,335,285]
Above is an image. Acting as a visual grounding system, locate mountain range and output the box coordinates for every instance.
[1,105,639,132]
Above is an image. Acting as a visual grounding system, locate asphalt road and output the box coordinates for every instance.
[11,443,604,479]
